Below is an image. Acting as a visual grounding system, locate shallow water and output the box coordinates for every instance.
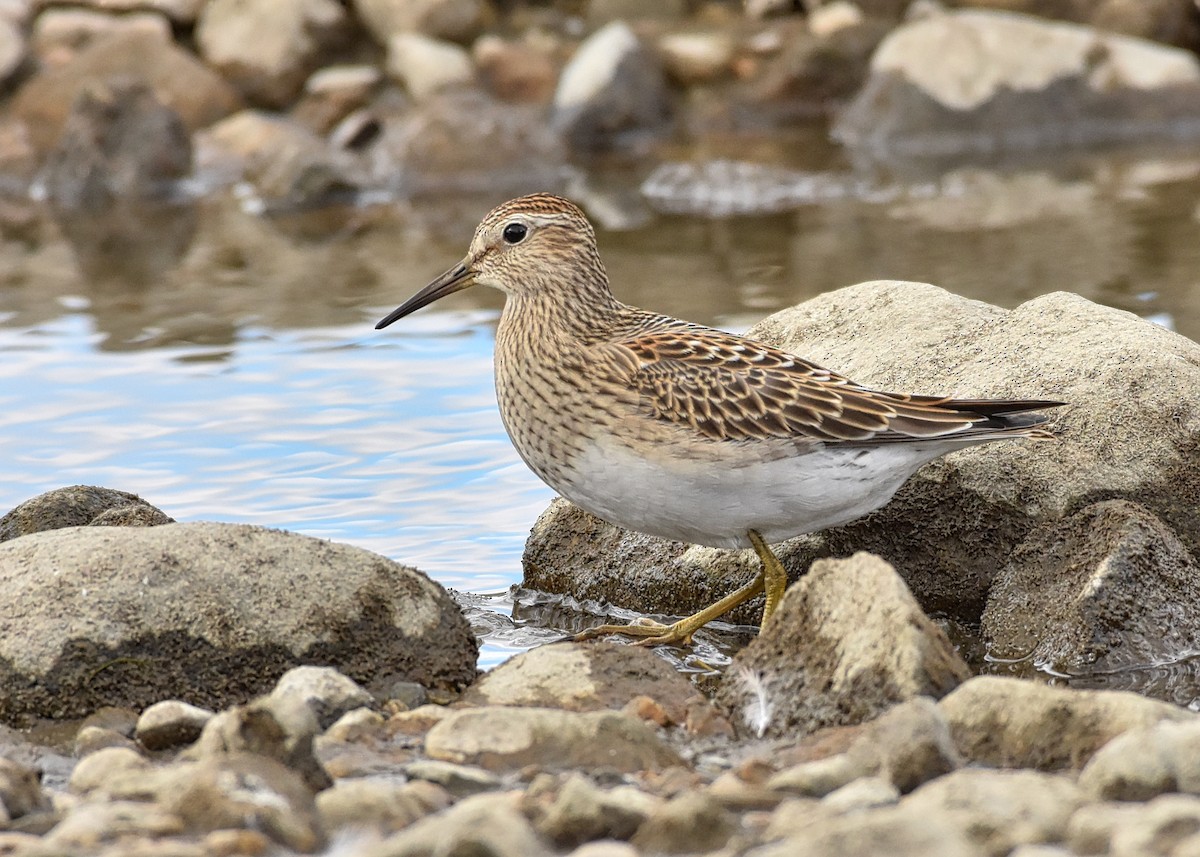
[3,138,1200,673]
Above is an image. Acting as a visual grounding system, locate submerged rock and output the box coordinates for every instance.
[0,522,477,724]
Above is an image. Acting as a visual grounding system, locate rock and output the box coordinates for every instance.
[715,553,969,739]
[195,0,349,107]
[552,20,673,151]
[292,64,381,133]
[657,32,735,85]
[630,791,736,855]
[353,0,490,45]
[135,701,214,751]
[0,758,49,824]
[523,282,1200,628]
[640,159,850,217]
[0,522,476,724]
[43,800,185,849]
[821,777,900,813]
[1102,794,1200,856]
[984,500,1200,678]
[316,776,449,835]
[1078,718,1200,801]
[940,676,1196,770]
[74,725,141,757]
[755,801,981,857]
[385,32,474,101]
[31,8,170,67]
[460,641,697,723]
[0,14,23,87]
[270,666,374,730]
[424,706,683,774]
[158,754,323,852]
[903,768,1084,855]
[403,759,501,797]
[529,772,657,848]
[845,697,962,794]
[11,30,241,154]
[357,792,551,857]
[68,747,149,795]
[0,485,171,541]
[834,7,1200,157]
[768,754,867,799]
[473,35,559,103]
[63,0,204,25]
[44,77,192,210]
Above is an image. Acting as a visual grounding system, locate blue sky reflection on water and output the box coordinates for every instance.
[0,307,555,610]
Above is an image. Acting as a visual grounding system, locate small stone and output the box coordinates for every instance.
[767,754,864,798]
[74,726,141,757]
[1108,795,1200,856]
[757,801,978,857]
[271,665,374,730]
[0,758,49,822]
[324,708,386,743]
[657,32,735,85]
[316,776,449,834]
[403,759,501,797]
[68,747,149,795]
[358,792,550,857]
[44,801,184,848]
[136,701,214,751]
[202,828,274,856]
[631,791,735,855]
[353,0,489,45]
[79,706,139,737]
[1078,718,1200,801]
[387,704,455,736]
[809,1,865,36]
[473,35,558,103]
[386,32,473,101]
[845,697,962,793]
[32,9,170,67]
[532,772,655,848]
[821,776,900,813]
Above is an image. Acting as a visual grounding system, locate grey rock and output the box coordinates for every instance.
[903,768,1084,856]
[0,485,171,541]
[630,791,735,855]
[271,665,373,730]
[0,758,49,825]
[461,641,698,723]
[530,772,657,848]
[984,500,1200,678]
[403,759,501,797]
[716,553,969,738]
[195,0,348,107]
[524,282,1200,628]
[835,7,1200,156]
[0,522,476,724]
[358,791,551,857]
[386,32,473,101]
[940,676,1196,770]
[754,801,982,857]
[424,706,683,774]
[316,776,449,835]
[1078,718,1200,801]
[553,20,672,151]
[135,701,214,752]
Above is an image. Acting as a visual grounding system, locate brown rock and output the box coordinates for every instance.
[0,485,171,541]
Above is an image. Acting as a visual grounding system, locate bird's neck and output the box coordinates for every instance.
[499,274,623,347]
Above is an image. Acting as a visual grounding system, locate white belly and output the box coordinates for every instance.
[557,436,955,549]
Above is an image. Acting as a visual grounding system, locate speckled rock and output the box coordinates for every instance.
[984,500,1200,679]
[524,282,1200,627]
[0,522,477,725]
[135,701,214,751]
[716,553,969,739]
[424,706,683,774]
[940,676,1196,771]
[1078,718,1200,801]
[0,486,171,541]
[460,641,698,723]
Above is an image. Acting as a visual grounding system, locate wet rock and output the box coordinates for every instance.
[160,754,323,852]
[984,500,1200,679]
[135,701,214,751]
[0,522,477,724]
[403,759,500,797]
[657,31,735,86]
[270,665,374,731]
[524,282,1200,628]
[552,20,673,151]
[834,7,1200,157]
[631,791,735,855]
[358,792,550,857]
[940,676,1196,770]
[1078,718,1200,801]
[715,553,969,739]
[195,0,349,108]
[385,32,474,101]
[0,485,171,541]
[424,706,683,774]
[317,776,449,834]
[0,758,49,825]
[68,747,149,795]
[292,64,381,134]
[473,35,560,103]
[904,768,1084,856]
[184,692,330,791]
[31,8,170,68]
[44,78,192,210]
[756,800,981,857]
[11,30,241,154]
[528,771,657,848]
[43,800,185,849]
[460,641,697,723]
[354,0,490,46]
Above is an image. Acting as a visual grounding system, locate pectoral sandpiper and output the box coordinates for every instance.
[376,193,1062,646]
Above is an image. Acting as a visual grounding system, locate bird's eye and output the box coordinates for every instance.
[502,222,528,244]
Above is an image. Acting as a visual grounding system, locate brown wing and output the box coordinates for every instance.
[617,327,1060,444]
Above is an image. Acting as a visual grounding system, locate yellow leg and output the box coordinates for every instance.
[747,529,788,623]
[574,529,784,647]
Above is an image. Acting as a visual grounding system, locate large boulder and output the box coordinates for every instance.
[0,522,477,724]
[523,281,1200,626]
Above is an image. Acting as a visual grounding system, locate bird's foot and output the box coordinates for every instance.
[574,616,696,647]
